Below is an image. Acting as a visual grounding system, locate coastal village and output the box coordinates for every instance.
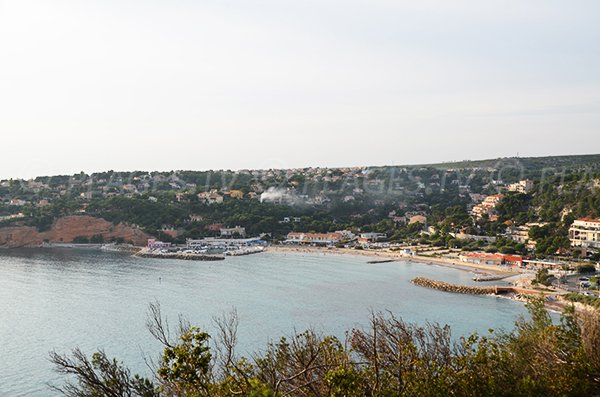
[1,156,600,308]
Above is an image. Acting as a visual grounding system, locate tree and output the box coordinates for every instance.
[158,328,212,396]
[532,268,553,286]
[50,300,600,396]
[49,349,158,397]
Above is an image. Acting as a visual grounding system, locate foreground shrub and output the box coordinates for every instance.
[50,299,600,396]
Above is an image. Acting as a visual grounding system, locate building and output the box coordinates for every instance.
[391,216,407,225]
[280,216,301,223]
[207,223,224,232]
[359,232,387,242]
[569,218,600,250]
[147,239,172,250]
[450,233,497,243]
[122,184,138,193]
[522,259,566,270]
[459,252,523,267]
[220,226,246,238]
[508,180,534,194]
[226,190,245,199]
[408,215,427,225]
[335,230,357,241]
[459,252,505,266]
[189,214,204,222]
[186,237,266,250]
[285,232,343,245]
[506,222,547,249]
[198,190,224,204]
[471,194,504,220]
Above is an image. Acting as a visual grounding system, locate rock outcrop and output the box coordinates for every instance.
[0,216,151,248]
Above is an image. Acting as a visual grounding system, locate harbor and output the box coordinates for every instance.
[139,237,267,261]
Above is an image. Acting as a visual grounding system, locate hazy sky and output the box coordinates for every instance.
[1,0,599,179]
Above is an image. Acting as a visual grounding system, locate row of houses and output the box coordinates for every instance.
[458,252,573,269]
[455,218,600,253]
[470,194,503,220]
[160,224,247,239]
[285,231,387,246]
[459,252,524,267]
[468,180,533,221]
[285,232,345,245]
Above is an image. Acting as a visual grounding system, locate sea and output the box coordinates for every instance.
[0,248,532,396]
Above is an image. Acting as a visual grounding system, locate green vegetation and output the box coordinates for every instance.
[1,155,600,261]
[50,299,600,396]
[577,264,597,274]
[72,236,90,244]
[532,268,554,286]
[565,293,600,309]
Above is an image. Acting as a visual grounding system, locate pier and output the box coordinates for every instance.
[412,277,499,295]
[411,277,547,296]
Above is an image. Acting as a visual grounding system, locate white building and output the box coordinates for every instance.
[220,226,246,238]
[198,190,224,204]
[569,218,600,250]
[359,232,387,242]
[508,180,534,194]
[147,239,172,250]
[286,232,343,245]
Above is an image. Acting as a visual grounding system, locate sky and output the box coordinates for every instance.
[0,0,599,179]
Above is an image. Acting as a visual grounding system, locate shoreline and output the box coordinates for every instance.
[0,243,575,313]
[266,245,519,277]
[265,246,576,313]
[0,243,521,277]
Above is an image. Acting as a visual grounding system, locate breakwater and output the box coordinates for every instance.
[135,251,225,261]
[412,277,501,295]
[225,246,265,256]
[472,273,507,282]
[367,259,396,264]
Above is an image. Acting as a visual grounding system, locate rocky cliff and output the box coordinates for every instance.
[0,215,152,248]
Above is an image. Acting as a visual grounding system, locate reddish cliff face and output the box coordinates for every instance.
[0,216,152,248]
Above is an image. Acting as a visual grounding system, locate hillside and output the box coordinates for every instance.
[0,153,598,256]
[0,215,150,248]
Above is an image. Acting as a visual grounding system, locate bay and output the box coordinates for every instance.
[0,248,531,396]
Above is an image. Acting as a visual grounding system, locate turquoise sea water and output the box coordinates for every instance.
[0,248,531,396]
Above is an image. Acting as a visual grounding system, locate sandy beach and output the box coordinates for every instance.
[265,245,578,313]
[266,245,521,276]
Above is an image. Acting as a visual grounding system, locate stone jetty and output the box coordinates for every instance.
[411,277,500,295]
[472,273,507,282]
[136,251,225,261]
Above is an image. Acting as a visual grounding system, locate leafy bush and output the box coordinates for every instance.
[577,263,596,273]
[50,299,600,397]
[565,293,600,309]
[72,236,89,244]
[532,268,554,286]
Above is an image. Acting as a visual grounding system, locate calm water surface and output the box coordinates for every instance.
[0,248,531,396]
